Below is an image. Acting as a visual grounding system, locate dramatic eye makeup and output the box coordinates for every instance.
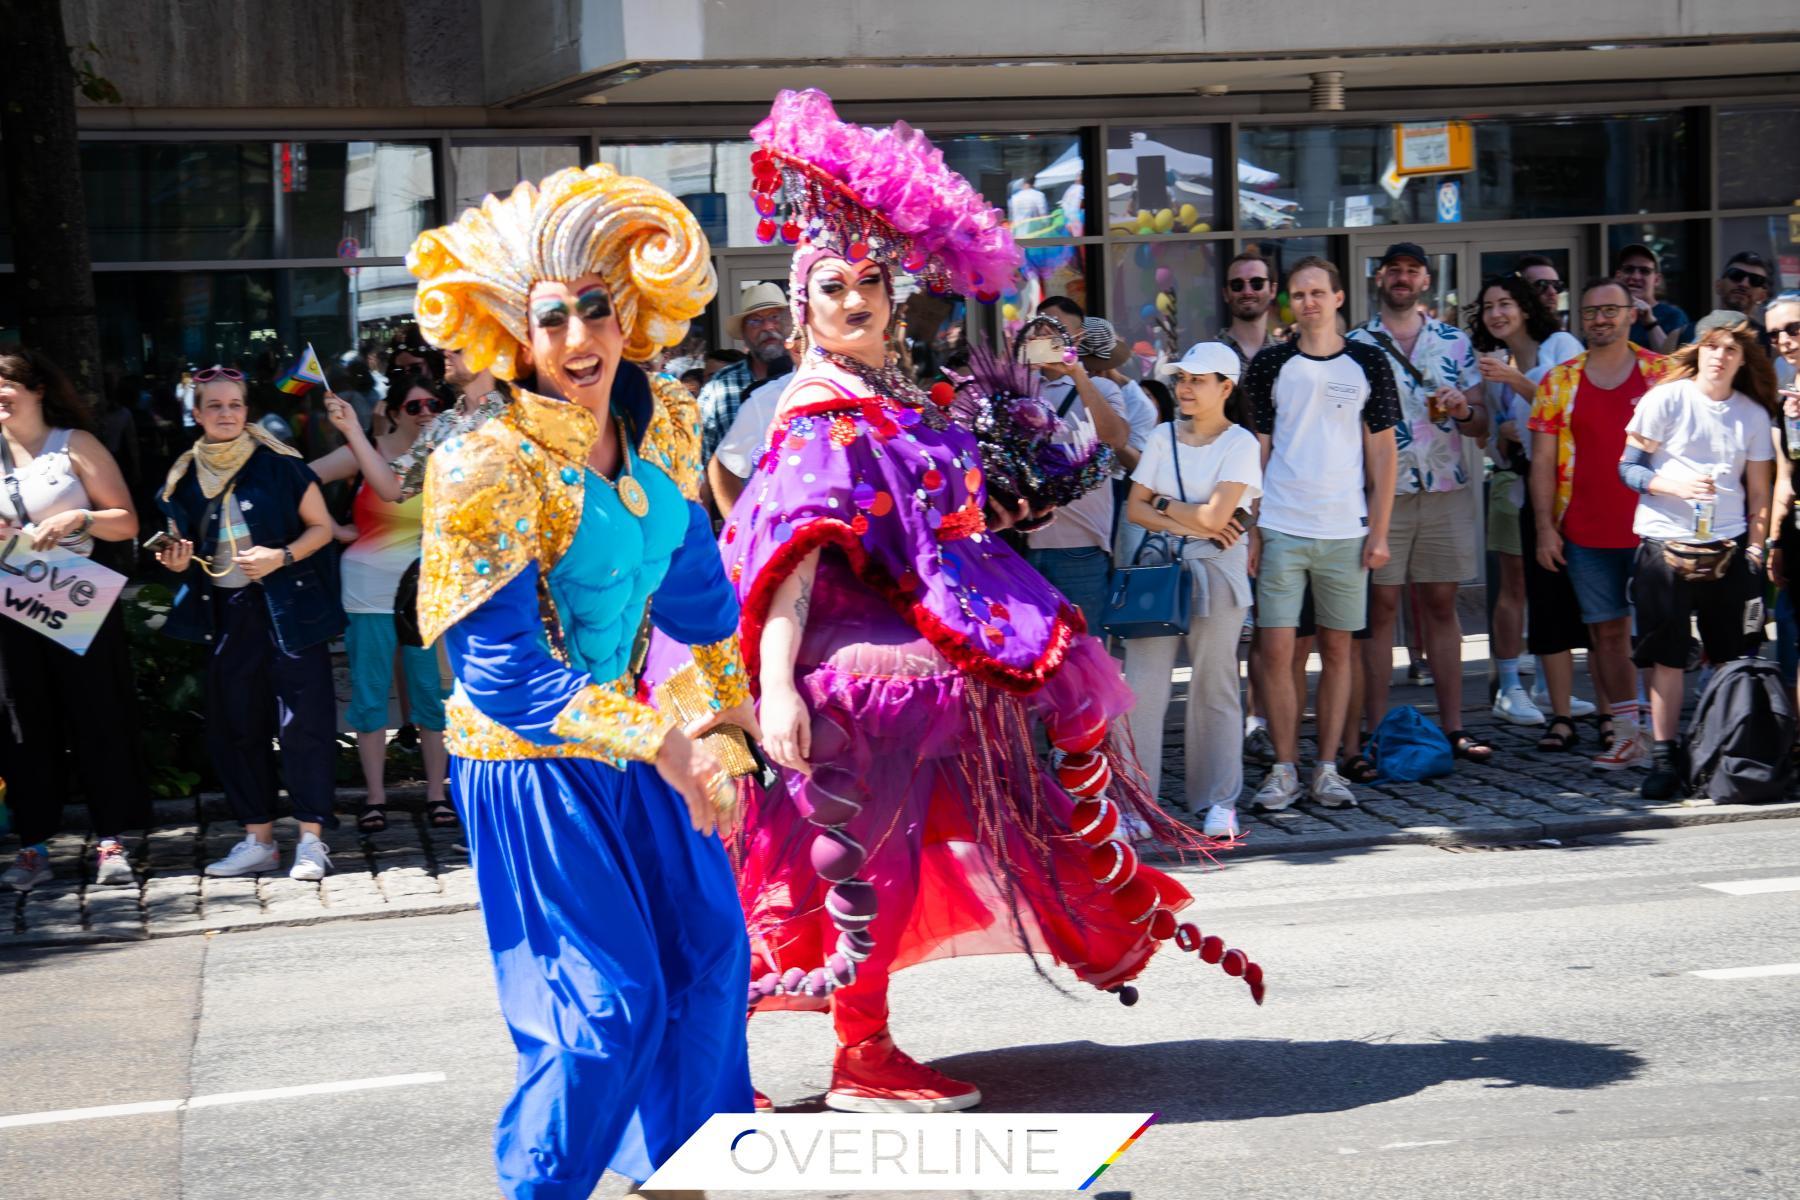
[575,287,613,320]
[532,298,569,329]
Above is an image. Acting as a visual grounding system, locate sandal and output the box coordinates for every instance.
[1337,753,1379,784]
[428,800,459,829]
[1446,730,1494,764]
[357,803,388,834]
[1536,715,1579,752]
[1595,714,1615,746]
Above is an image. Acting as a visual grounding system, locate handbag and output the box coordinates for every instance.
[393,558,423,646]
[1103,423,1192,640]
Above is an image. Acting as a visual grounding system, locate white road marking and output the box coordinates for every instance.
[1700,876,1800,896]
[1380,1140,1457,1150]
[0,1072,446,1130]
[1691,963,1800,981]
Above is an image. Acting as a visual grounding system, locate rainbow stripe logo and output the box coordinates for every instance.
[1078,1111,1158,1190]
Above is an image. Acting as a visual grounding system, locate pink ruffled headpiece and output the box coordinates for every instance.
[749,89,1020,302]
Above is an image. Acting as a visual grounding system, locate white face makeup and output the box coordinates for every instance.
[525,273,624,410]
[806,257,890,360]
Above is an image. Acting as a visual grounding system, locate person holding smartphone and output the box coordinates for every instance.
[0,347,148,893]
[1122,342,1262,838]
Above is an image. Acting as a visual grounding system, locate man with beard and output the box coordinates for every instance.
[1613,243,1685,353]
[1350,243,1491,767]
[1677,251,1773,348]
[1219,250,1282,373]
[699,281,793,463]
[1529,279,1673,770]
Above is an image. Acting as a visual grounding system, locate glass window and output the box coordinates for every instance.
[79,140,436,262]
[1718,107,1800,210]
[1608,220,1704,325]
[598,141,758,248]
[938,132,1086,238]
[1721,214,1800,300]
[1107,240,1222,376]
[452,142,583,214]
[1239,112,1694,230]
[1104,125,1223,236]
[997,245,1090,345]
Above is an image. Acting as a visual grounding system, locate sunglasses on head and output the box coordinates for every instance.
[1227,277,1270,293]
[194,365,245,382]
[1725,267,1769,289]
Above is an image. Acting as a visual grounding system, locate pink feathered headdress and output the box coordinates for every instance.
[749,89,1020,302]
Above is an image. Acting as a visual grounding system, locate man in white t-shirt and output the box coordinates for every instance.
[1618,313,1775,800]
[1243,257,1400,810]
[704,372,792,518]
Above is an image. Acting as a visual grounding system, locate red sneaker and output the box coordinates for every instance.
[825,1030,982,1113]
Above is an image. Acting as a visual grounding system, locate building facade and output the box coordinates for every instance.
[3,0,1799,405]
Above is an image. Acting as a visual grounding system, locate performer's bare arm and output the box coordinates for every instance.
[759,547,819,774]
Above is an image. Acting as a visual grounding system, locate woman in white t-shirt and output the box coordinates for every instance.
[1619,316,1778,800]
[311,373,456,832]
[1121,342,1263,839]
[1471,274,1587,729]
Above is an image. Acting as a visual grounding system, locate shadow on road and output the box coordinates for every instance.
[924,1034,1645,1122]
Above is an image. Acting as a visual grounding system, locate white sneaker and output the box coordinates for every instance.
[1253,764,1302,811]
[1492,685,1546,726]
[1,846,53,892]
[94,840,134,887]
[205,835,279,877]
[1201,804,1241,838]
[289,835,332,882]
[1594,727,1651,771]
[1531,681,1596,718]
[1310,763,1358,808]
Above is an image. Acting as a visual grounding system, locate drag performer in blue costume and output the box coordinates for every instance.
[409,164,756,1199]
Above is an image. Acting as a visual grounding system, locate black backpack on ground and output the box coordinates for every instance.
[1684,658,1795,804]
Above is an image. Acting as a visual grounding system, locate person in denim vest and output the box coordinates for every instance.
[153,371,346,882]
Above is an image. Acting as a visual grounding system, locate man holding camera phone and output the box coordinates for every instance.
[1021,295,1136,632]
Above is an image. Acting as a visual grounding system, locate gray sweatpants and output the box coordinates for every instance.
[1122,604,1248,814]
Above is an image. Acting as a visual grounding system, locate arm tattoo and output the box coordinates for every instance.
[793,575,812,628]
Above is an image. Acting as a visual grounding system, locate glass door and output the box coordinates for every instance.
[1350,237,1470,329]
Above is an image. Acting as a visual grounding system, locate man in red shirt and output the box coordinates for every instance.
[1530,279,1672,769]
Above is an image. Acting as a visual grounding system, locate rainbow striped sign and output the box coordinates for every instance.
[0,537,126,655]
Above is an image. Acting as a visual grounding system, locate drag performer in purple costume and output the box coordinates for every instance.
[723,90,1266,1116]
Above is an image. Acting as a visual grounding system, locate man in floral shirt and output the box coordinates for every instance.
[1349,243,1491,765]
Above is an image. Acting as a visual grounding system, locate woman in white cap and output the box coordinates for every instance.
[1121,341,1262,838]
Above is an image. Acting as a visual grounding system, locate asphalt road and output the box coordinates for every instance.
[4,822,1799,1200]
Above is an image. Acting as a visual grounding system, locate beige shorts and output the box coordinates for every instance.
[1373,489,1478,586]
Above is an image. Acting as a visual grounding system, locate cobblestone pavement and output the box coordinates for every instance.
[7,663,1799,947]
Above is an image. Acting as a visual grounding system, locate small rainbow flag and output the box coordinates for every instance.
[275,343,328,395]
[1078,1111,1159,1191]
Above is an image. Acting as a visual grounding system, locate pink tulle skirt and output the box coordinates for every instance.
[735,557,1195,1039]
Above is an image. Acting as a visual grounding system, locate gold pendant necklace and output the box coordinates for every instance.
[595,417,650,519]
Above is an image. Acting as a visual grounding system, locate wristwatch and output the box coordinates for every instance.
[1153,496,1173,513]
[281,546,295,568]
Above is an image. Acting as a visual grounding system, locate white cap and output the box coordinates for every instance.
[1165,341,1243,383]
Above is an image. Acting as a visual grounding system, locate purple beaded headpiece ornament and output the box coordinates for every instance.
[749,88,1020,329]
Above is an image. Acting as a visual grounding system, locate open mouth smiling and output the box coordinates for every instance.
[563,354,607,386]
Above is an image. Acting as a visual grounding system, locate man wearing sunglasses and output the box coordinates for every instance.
[1219,250,1282,373]
[1676,251,1772,349]
[1612,244,1686,354]
[1516,254,1569,329]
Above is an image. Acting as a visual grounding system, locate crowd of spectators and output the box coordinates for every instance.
[5,245,1797,890]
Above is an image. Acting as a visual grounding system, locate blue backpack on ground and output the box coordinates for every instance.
[1368,705,1454,782]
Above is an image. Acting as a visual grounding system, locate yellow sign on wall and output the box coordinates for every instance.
[1394,122,1475,177]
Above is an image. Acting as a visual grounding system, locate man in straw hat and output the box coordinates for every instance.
[698,280,792,462]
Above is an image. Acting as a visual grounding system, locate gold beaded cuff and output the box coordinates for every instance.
[548,682,675,765]
[690,631,750,711]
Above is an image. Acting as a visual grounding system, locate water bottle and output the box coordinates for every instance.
[1692,466,1720,540]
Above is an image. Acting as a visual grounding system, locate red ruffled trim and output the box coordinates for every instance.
[739,517,1081,696]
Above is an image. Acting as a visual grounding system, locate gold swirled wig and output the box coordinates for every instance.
[406,164,715,378]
